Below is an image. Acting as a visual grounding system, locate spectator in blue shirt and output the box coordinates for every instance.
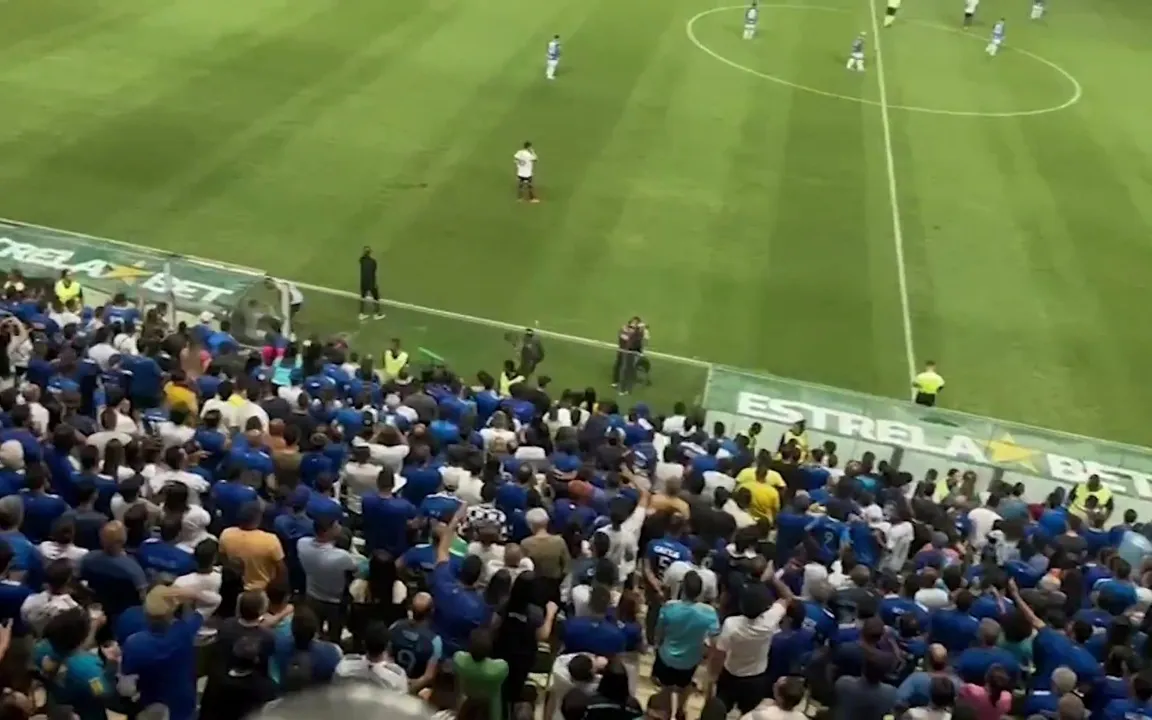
[0,495,41,586]
[361,468,417,556]
[429,510,490,656]
[20,464,68,545]
[137,515,197,579]
[80,520,148,621]
[64,482,108,551]
[121,586,205,720]
[213,469,261,530]
[272,604,343,689]
[954,619,1021,684]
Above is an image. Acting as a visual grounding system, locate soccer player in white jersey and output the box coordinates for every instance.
[1031,0,1045,20]
[743,1,759,39]
[514,141,539,203]
[846,32,865,71]
[545,35,561,80]
[883,0,902,27]
[963,0,979,26]
[986,18,1005,54]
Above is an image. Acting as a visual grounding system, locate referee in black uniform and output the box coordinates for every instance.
[358,247,384,320]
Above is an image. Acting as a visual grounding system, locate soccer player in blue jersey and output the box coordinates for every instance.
[1031,0,1045,20]
[846,32,866,71]
[743,2,759,40]
[986,18,1005,55]
[546,35,561,80]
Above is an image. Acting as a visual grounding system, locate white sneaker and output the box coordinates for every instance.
[358,313,368,320]
[373,313,386,320]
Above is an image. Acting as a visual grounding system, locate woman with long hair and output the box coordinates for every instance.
[493,571,558,718]
[100,440,133,483]
[958,665,1013,720]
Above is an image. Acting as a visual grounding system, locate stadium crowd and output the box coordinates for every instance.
[1,274,1152,720]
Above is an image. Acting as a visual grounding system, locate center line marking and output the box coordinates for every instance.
[867,0,918,394]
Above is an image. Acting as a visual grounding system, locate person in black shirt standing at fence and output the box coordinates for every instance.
[358,247,385,320]
[612,316,647,395]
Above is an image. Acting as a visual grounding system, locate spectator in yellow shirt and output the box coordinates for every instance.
[736,455,783,523]
[163,370,199,416]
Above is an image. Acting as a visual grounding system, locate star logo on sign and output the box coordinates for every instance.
[101,262,151,283]
[984,433,1040,472]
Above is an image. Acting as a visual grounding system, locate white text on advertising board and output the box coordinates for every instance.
[736,392,1152,499]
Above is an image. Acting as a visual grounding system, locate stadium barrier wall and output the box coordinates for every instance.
[9,219,1152,515]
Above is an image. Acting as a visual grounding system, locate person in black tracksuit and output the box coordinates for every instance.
[358,247,383,319]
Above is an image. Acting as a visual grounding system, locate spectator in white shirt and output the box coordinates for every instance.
[653,446,686,494]
[883,508,916,573]
[480,412,517,453]
[341,443,379,515]
[595,485,648,584]
[21,558,81,635]
[967,495,1004,550]
[20,385,50,436]
[234,386,270,434]
[148,446,210,501]
[38,519,88,567]
[662,404,689,435]
[160,482,213,548]
[86,326,118,370]
[710,583,790,714]
[157,409,196,450]
[365,426,409,473]
[665,546,719,603]
[173,539,224,622]
[334,622,408,691]
[111,475,161,523]
[87,408,133,458]
[740,676,809,720]
[200,380,239,428]
[545,654,601,720]
[723,487,757,530]
[49,300,83,331]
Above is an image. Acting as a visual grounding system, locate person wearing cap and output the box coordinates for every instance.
[120,586,204,720]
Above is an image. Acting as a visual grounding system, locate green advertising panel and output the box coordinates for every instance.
[0,220,269,317]
[704,367,1152,518]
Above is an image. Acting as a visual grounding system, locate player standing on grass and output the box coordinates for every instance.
[845,32,865,71]
[743,1,759,40]
[986,17,1005,54]
[514,142,539,203]
[963,0,979,26]
[883,0,902,27]
[545,35,561,80]
[1031,0,1045,20]
[358,247,385,320]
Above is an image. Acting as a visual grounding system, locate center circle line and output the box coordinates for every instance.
[685,4,1082,118]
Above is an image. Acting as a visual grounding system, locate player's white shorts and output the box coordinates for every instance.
[745,22,757,30]
[851,51,864,60]
[546,59,559,73]
[991,37,1002,47]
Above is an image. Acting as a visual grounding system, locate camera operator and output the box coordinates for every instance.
[612,316,648,395]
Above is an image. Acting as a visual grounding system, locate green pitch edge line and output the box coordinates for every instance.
[4,214,1152,455]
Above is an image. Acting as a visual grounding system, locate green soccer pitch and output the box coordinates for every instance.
[1,0,1151,444]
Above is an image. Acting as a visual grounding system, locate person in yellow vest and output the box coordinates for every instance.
[54,270,82,306]
[498,360,524,398]
[1069,474,1114,523]
[382,338,409,380]
[777,420,809,461]
[913,361,945,407]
